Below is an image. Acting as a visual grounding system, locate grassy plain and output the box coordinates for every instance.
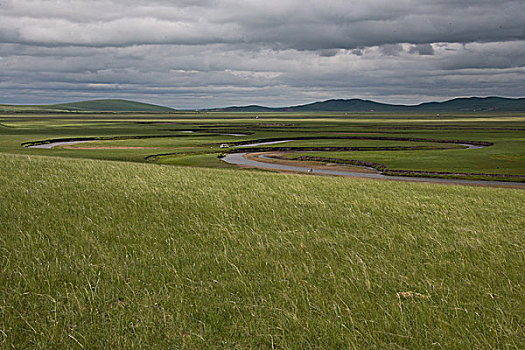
[1,152,524,348]
[0,111,524,178]
[0,111,524,348]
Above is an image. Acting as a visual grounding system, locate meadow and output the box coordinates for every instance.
[1,152,524,349]
[0,111,524,348]
[1,111,524,180]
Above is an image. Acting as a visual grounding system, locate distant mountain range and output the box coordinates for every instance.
[209,97,525,112]
[1,97,524,113]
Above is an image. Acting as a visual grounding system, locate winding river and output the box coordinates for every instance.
[26,138,523,187]
[221,140,524,187]
[222,152,524,186]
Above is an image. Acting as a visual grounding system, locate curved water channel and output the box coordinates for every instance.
[221,140,524,187]
[26,138,523,187]
[27,140,97,149]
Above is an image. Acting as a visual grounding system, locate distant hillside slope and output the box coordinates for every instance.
[210,97,525,112]
[209,105,275,112]
[2,96,525,113]
[414,97,525,112]
[51,99,176,112]
[0,99,176,112]
[285,99,408,112]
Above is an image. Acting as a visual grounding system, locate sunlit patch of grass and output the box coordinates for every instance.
[1,152,524,348]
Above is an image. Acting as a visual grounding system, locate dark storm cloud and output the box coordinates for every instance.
[0,1,524,107]
[2,1,524,48]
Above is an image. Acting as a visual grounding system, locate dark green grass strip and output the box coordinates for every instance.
[284,155,525,182]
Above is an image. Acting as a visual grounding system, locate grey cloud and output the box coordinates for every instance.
[1,1,525,49]
[1,1,524,108]
[437,41,525,70]
[317,49,340,57]
[379,44,405,56]
[409,44,434,55]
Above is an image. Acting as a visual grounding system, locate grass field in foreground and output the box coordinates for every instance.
[1,152,524,349]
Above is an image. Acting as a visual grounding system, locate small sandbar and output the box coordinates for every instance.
[28,140,97,149]
[245,152,376,173]
[63,146,163,150]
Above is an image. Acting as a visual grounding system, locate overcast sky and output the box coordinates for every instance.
[1,0,524,108]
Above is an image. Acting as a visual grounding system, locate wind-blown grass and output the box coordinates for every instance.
[1,153,524,348]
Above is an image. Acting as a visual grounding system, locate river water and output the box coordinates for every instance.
[221,140,523,187]
[27,138,522,187]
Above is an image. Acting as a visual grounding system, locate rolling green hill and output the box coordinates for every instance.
[286,99,406,112]
[415,97,525,112]
[2,96,525,113]
[211,97,525,112]
[210,104,275,112]
[0,99,176,113]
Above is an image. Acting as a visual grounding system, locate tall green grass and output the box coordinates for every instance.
[1,153,524,348]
